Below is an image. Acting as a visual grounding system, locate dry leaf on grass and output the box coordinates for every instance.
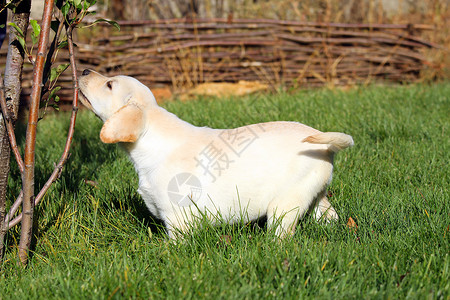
[347,217,358,233]
[84,179,98,187]
[216,235,232,248]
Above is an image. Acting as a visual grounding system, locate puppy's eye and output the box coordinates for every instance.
[106,81,113,90]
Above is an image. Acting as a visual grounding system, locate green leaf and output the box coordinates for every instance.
[61,1,70,17]
[17,36,26,50]
[50,64,70,82]
[30,20,41,45]
[57,40,68,49]
[49,86,62,101]
[84,0,97,10]
[92,19,120,31]
[56,63,70,73]
[30,20,41,37]
[72,0,83,12]
[31,34,38,45]
[8,22,25,38]
[50,68,57,82]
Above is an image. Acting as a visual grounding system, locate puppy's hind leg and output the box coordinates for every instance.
[266,190,314,238]
[312,191,338,222]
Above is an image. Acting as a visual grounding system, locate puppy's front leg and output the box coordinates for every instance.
[164,214,193,240]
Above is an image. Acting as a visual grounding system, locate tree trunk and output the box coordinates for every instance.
[18,0,54,266]
[0,0,31,262]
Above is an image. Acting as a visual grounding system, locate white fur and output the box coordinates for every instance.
[79,70,354,238]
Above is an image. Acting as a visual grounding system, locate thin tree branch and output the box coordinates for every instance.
[18,0,54,266]
[5,191,22,229]
[8,23,80,232]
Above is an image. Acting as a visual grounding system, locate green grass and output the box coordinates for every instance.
[1,83,449,299]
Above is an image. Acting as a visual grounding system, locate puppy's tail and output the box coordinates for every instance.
[302,132,354,153]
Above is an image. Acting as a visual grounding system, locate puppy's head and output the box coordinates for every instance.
[79,70,156,144]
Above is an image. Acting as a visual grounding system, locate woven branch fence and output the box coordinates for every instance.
[0,18,438,104]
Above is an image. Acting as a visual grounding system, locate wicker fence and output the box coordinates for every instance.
[0,18,437,104]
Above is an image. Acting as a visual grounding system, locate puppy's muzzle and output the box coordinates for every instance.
[78,69,94,110]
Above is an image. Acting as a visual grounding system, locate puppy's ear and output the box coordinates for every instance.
[100,104,144,143]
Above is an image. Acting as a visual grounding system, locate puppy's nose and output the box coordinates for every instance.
[82,69,91,76]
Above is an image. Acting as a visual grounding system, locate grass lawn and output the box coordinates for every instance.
[1,83,449,299]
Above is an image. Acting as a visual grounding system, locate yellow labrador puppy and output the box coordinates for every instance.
[79,69,353,238]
